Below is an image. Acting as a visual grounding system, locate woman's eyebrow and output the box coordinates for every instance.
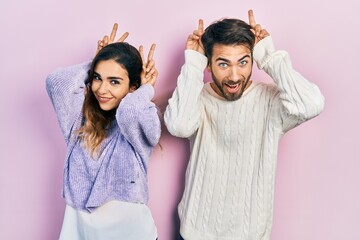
[94,71,124,81]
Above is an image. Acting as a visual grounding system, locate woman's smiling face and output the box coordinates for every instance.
[91,59,135,111]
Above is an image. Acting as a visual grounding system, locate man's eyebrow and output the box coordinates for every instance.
[215,57,230,63]
[238,55,251,61]
[215,55,251,62]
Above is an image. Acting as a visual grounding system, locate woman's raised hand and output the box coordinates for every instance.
[95,23,129,55]
[139,44,158,86]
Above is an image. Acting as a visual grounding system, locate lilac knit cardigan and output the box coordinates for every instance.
[46,61,161,212]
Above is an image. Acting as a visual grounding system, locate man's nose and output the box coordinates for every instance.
[229,67,241,81]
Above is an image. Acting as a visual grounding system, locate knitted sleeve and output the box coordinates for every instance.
[164,50,207,138]
[46,61,91,141]
[253,37,325,132]
[116,83,161,154]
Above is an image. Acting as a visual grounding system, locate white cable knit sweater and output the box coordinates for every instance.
[164,37,324,240]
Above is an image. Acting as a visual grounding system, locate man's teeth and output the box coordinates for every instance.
[226,83,239,88]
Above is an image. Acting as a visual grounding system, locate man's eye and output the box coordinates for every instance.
[219,63,228,68]
[240,60,248,66]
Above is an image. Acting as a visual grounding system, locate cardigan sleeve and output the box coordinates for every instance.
[253,37,325,133]
[116,83,161,154]
[164,50,207,138]
[46,61,91,141]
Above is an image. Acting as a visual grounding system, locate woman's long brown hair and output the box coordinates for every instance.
[77,42,142,157]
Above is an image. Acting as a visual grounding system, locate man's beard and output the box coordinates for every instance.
[211,72,252,101]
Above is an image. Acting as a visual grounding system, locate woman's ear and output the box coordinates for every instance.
[129,85,137,92]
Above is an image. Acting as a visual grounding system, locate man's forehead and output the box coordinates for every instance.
[212,44,252,61]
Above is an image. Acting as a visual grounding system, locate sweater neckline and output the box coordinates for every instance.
[204,81,258,101]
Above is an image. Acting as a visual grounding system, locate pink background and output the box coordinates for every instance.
[0,0,359,239]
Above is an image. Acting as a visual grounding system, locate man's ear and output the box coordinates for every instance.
[206,64,211,72]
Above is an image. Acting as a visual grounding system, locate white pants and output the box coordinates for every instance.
[59,200,157,240]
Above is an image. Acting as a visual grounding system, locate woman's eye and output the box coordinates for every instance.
[93,75,101,81]
[110,80,120,85]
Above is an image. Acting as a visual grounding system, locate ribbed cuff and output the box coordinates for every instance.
[185,49,208,71]
[253,36,275,70]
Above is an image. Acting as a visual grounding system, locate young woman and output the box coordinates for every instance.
[46,24,161,240]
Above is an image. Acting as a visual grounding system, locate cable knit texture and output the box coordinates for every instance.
[164,36,324,240]
[46,62,161,213]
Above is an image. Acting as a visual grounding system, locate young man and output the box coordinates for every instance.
[164,10,324,240]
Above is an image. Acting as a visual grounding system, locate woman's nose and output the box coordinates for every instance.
[98,82,109,93]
